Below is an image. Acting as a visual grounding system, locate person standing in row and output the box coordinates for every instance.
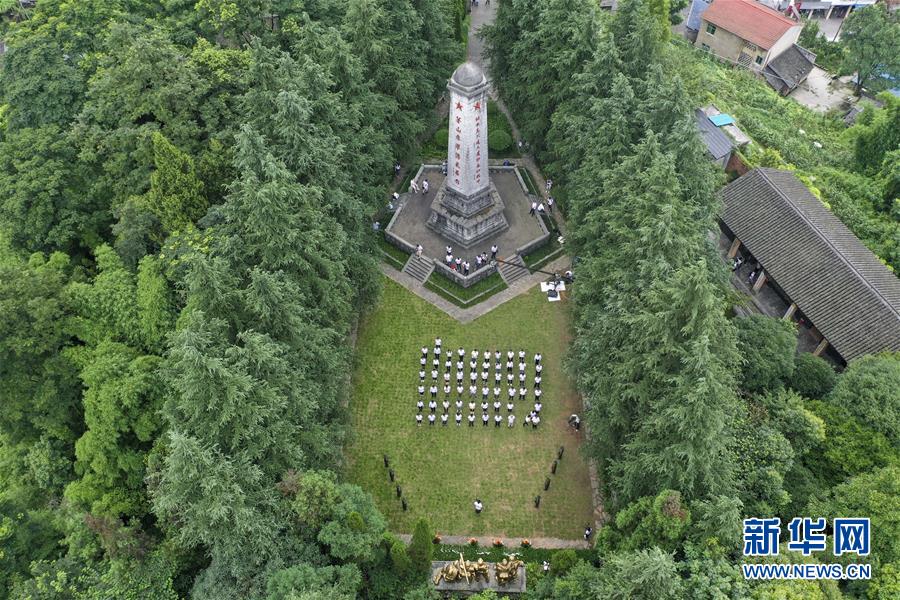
[482,413,489,427]
[508,413,516,427]
[428,413,436,426]
[455,412,462,426]
[494,414,502,427]
[468,412,476,427]
[416,413,423,426]
[429,399,437,413]
[529,200,537,216]
[441,413,448,426]
[491,245,498,260]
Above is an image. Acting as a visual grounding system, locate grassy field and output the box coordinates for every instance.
[346,278,594,539]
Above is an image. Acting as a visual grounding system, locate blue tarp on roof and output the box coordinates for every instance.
[709,114,735,127]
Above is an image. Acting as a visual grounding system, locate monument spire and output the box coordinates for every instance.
[426,62,509,247]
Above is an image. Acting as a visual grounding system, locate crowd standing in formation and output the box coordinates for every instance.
[416,338,544,430]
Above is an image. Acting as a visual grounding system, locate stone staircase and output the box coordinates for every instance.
[402,254,434,284]
[497,255,530,286]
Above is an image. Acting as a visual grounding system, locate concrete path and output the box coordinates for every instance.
[396,532,590,550]
[381,254,571,324]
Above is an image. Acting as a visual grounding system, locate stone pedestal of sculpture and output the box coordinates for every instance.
[427,62,508,248]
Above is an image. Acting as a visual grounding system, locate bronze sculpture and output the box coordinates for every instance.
[432,553,490,585]
[494,556,525,586]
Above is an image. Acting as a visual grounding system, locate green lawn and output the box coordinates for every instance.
[346,278,594,539]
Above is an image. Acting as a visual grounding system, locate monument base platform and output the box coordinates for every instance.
[426,182,509,249]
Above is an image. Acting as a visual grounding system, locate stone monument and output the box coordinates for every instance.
[427,61,509,248]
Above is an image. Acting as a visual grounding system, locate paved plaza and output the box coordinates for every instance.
[389,167,544,263]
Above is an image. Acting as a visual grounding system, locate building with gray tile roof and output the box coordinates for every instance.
[764,44,816,96]
[719,168,900,362]
[695,109,734,167]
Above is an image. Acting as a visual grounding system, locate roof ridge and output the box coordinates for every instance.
[738,0,796,25]
[756,168,900,319]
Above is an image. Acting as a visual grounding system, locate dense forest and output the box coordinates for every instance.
[2,0,899,598]
[0,0,464,597]
[485,0,899,598]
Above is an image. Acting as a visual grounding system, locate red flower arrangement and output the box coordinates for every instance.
[468,537,478,546]
[520,539,531,548]
[433,533,442,544]
[493,538,504,548]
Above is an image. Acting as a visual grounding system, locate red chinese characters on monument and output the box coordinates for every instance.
[453,100,464,186]
[473,100,483,186]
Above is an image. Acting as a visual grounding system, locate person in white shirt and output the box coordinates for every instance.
[471,349,479,360]
[482,413,489,426]
[421,346,428,357]
[535,388,542,400]
[429,385,437,399]
[419,370,426,381]
[518,349,526,360]
[519,372,526,383]
[443,372,450,384]
[534,401,542,414]
[506,401,514,412]
[468,412,476,427]
[534,352,542,365]
[428,399,437,413]
[481,386,489,399]
[455,412,462,426]
[431,369,438,380]
[456,384,464,396]
[493,386,501,398]
[428,413,436,425]
[418,384,425,397]
[532,414,541,429]
[468,400,476,411]
[457,347,465,359]
[534,375,542,388]
[507,350,514,361]
[416,413,423,426]
[443,384,451,396]
[524,413,532,428]
[455,399,463,410]
[508,387,516,400]
[470,372,477,384]
[494,372,502,383]
[469,385,477,397]
[441,413,448,426]
[420,356,426,366]
[508,414,516,427]
[494,414,502,427]
[474,499,483,513]
[536,364,543,375]
[493,400,501,413]
[417,399,424,412]
[442,399,450,411]
[494,350,501,361]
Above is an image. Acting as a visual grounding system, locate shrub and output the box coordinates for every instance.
[550,549,578,575]
[488,130,512,153]
[390,539,412,576]
[520,539,531,548]
[734,315,797,394]
[828,352,900,446]
[409,519,433,577]
[492,538,504,547]
[434,128,449,149]
[789,353,837,399]
[468,537,478,546]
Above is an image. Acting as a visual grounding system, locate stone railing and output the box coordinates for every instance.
[432,260,497,288]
